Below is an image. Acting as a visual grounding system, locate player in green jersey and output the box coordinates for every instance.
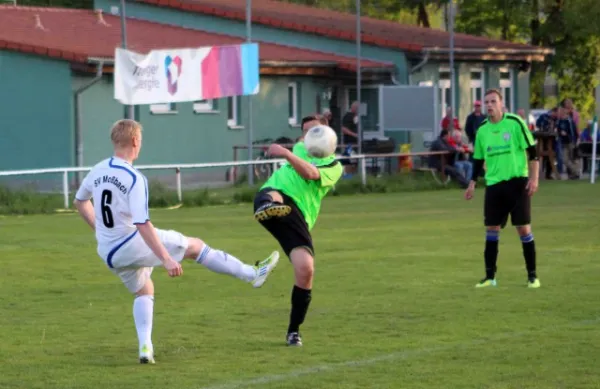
[253,115,343,347]
[464,89,541,289]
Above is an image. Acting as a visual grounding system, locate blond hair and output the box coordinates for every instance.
[110,119,142,147]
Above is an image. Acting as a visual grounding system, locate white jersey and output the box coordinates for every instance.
[75,156,149,252]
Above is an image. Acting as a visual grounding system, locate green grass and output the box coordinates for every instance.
[1,180,599,389]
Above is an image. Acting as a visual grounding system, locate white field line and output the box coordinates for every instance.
[199,316,600,389]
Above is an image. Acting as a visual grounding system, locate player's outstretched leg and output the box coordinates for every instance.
[516,225,540,288]
[476,227,500,288]
[286,247,314,346]
[133,280,156,364]
[185,238,279,288]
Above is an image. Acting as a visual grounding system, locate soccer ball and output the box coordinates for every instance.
[304,125,338,158]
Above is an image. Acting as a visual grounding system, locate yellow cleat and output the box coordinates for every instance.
[475,278,497,288]
[254,203,292,221]
[527,278,541,288]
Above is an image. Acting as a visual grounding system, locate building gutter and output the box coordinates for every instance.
[422,47,555,55]
[73,61,104,185]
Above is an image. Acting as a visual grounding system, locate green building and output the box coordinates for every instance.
[0,2,552,185]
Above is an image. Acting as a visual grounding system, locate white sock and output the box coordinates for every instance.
[196,244,257,282]
[133,295,154,353]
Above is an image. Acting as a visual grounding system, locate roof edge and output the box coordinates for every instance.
[422,46,555,55]
[136,0,553,53]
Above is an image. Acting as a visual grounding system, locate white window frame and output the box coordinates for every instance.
[439,68,451,118]
[288,82,298,126]
[499,67,514,112]
[193,99,216,113]
[150,103,177,114]
[227,96,240,127]
[470,68,484,106]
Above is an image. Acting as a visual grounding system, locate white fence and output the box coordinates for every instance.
[0,151,440,209]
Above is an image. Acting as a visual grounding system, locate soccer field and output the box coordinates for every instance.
[1,181,599,389]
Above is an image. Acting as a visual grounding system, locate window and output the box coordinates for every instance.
[227,96,241,127]
[438,69,451,118]
[150,103,177,114]
[470,69,484,106]
[193,99,217,113]
[288,82,298,125]
[499,68,513,112]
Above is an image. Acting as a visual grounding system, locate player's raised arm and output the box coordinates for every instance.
[268,144,320,180]
[73,173,96,231]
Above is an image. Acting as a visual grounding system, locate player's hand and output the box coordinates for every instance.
[164,258,183,277]
[464,182,475,200]
[267,144,290,158]
[526,178,538,197]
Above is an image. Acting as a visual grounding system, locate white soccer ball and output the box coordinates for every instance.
[304,125,338,158]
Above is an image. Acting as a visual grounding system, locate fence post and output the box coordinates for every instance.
[176,167,182,202]
[62,170,69,209]
[360,156,367,186]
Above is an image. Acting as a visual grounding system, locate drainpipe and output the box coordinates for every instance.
[74,61,104,185]
[410,52,431,75]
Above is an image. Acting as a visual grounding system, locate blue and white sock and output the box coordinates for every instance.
[197,244,257,282]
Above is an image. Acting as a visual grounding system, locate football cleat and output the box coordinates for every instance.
[475,278,497,288]
[254,202,292,222]
[286,332,303,347]
[252,251,280,288]
[139,344,155,364]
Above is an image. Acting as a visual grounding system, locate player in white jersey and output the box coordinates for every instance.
[73,119,279,364]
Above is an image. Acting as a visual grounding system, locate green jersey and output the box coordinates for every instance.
[261,142,343,230]
[474,113,536,186]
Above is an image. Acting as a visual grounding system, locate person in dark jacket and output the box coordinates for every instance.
[429,130,470,188]
[464,101,487,144]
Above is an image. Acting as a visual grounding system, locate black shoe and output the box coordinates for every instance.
[286,332,303,347]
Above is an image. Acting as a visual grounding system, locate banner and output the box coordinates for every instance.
[114,43,260,105]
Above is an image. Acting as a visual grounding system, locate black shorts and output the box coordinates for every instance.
[484,177,531,228]
[253,188,314,258]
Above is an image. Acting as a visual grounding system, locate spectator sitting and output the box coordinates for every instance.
[580,120,599,142]
[428,130,470,188]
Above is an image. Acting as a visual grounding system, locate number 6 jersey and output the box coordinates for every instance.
[75,156,149,250]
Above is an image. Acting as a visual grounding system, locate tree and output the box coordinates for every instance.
[279,0,446,28]
[456,0,600,120]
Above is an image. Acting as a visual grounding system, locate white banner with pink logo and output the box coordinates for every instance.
[114,44,260,105]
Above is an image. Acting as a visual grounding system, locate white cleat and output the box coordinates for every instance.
[252,251,280,288]
[139,344,155,364]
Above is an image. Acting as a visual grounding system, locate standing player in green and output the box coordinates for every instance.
[464,89,541,288]
[253,115,343,346]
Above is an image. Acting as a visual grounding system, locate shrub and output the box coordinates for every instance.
[0,171,456,216]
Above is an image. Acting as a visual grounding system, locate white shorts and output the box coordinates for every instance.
[99,228,189,294]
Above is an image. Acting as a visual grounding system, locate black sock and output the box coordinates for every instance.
[520,233,536,279]
[484,230,499,279]
[287,285,312,334]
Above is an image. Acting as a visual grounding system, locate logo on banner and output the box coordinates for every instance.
[165,55,183,95]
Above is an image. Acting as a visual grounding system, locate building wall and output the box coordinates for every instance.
[411,62,528,122]
[0,51,73,172]
[95,0,410,82]
[73,73,327,172]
